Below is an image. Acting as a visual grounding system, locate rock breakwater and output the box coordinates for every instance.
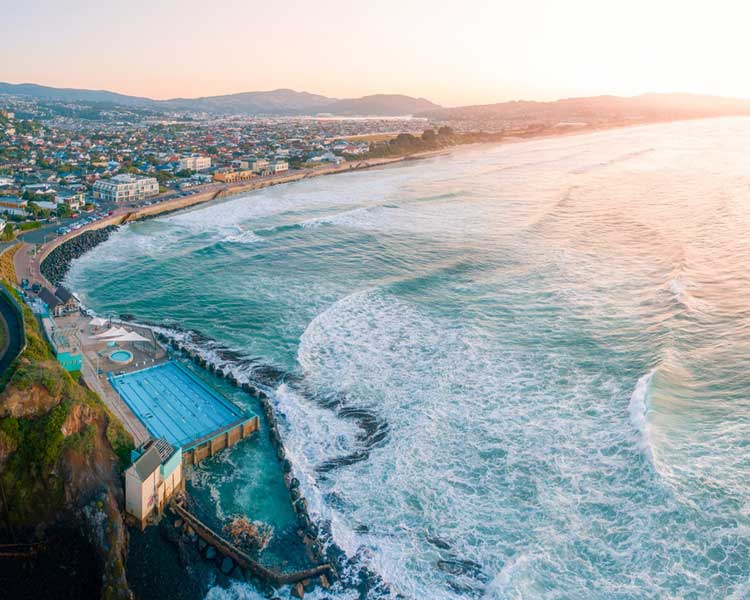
[41,226,118,286]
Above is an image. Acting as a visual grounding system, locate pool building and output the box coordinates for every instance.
[125,438,183,529]
[113,361,259,526]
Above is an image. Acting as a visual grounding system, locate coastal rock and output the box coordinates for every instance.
[291,582,305,598]
[306,523,319,539]
[220,556,234,574]
[40,226,119,286]
[427,536,452,550]
[205,545,217,560]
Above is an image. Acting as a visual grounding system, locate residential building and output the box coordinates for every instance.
[55,285,80,314]
[39,288,63,317]
[125,439,183,529]
[56,188,85,210]
[251,159,270,173]
[178,155,212,171]
[271,160,289,174]
[213,169,254,183]
[0,196,27,210]
[92,174,158,203]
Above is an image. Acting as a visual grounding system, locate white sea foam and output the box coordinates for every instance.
[628,369,656,458]
[221,229,264,245]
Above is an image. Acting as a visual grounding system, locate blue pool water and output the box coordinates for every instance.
[109,349,133,363]
[110,361,246,448]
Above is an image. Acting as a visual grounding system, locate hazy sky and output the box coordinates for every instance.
[2,0,749,106]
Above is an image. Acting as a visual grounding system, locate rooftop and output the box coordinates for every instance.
[131,445,161,481]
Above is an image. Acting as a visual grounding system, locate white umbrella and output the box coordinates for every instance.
[93,326,128,339]
[90,317,107,327]
[110,331,150,343]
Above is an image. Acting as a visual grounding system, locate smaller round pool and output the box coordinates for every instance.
[109,350,133,364]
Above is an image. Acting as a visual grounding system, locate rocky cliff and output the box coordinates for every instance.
[0,279,134,599]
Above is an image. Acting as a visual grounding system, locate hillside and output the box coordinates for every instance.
[161,88,336,114]
[0,245,134,599]
[417,93,750,125]
[322,94,439,116]
[0,82,153,107]
[0,81,441,116]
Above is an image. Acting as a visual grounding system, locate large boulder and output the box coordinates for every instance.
[220,556,234,574]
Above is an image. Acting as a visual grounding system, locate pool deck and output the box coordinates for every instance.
[52,313,167,445]
[40,313,258,456]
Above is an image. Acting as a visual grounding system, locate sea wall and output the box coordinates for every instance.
[40,225,119,286]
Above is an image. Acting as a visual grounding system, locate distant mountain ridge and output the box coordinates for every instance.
[0,81,440,116]
[416,93,750,122]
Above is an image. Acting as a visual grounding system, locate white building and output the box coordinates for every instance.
[178,155,212,172]
[251,159,270,173]
[124,439,183,530]
[92,174,159,203]
[271,160,289,174]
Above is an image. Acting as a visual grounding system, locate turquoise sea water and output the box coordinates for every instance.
[68,118,750,599]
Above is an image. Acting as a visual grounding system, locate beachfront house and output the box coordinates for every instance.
[271,160,289,174]
[251,158,270,174]
[92,174,158,203]
[125,438,183,530]
[54,285,80,313]
[38,287,63,317]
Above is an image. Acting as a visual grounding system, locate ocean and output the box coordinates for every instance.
[67,118,750,599]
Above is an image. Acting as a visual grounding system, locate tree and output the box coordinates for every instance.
[0,223,14,241]
[421,129,437,144]
[56,204,72,219]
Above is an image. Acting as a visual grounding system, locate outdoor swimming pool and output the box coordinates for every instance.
[109,361,246,448]
[109,349,133,364]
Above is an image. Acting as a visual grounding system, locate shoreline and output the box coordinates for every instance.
[18,151,446,290]
[16,112,735,291]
